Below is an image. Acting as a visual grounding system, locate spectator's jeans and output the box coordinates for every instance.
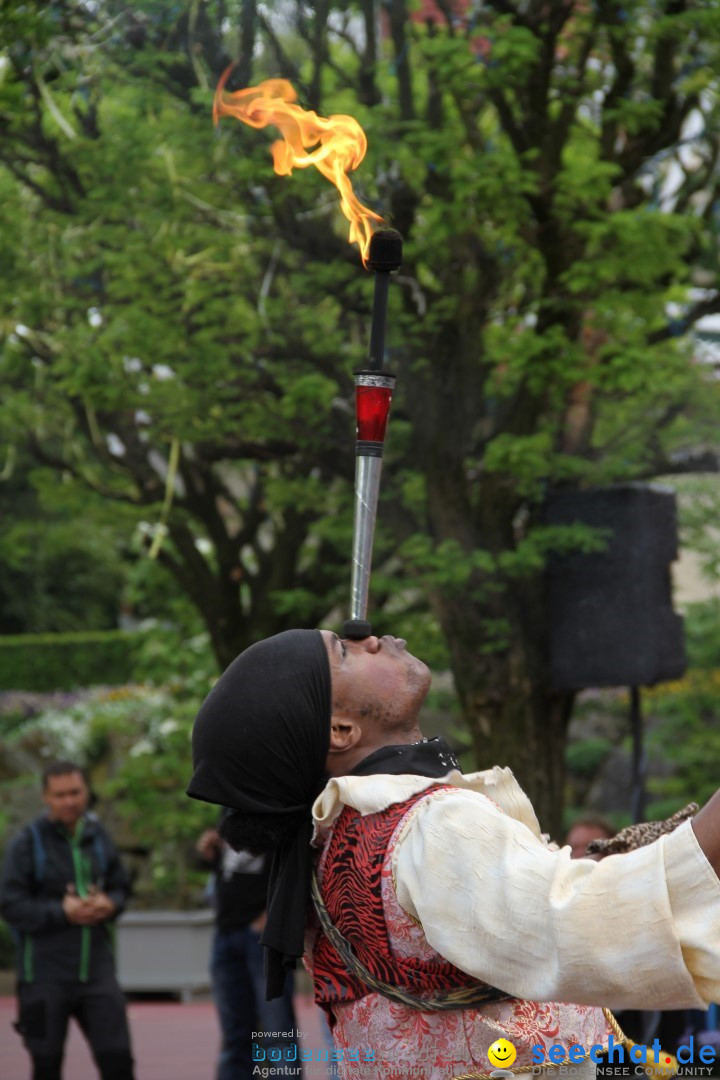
[210,925,297,1080]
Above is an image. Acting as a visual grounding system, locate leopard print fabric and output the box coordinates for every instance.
[586,803,698,856]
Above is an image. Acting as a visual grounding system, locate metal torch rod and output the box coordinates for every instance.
[349,454,383,624]
[343,229,403,641]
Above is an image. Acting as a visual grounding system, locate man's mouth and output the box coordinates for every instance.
[384,635,406,649]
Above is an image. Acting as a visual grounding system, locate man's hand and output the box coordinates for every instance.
[691,791,720,878]
[250,912,267,933]
[86,890,116,923]
[63,892,97,925]
[63,887,116,925]
[196,828,221,862]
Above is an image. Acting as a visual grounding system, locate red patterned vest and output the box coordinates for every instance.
[313,786,488,1007]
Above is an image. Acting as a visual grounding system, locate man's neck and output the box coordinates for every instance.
[51,817,82,837]
[326,728,423,778]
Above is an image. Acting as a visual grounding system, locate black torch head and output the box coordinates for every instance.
[342,618,374,640]
[367,229,403,274]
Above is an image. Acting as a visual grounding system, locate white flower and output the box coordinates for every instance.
[152,364,175,381]
[129,739,154,757]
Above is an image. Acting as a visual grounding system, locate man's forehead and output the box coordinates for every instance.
[46,773,85,792]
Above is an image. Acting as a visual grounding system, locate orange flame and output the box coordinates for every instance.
[213,70,384,263]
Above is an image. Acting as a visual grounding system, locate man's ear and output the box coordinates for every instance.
[328,713,362,755]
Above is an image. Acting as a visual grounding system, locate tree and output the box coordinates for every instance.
[0,456,128,634]
[2,0,720,833]
[0,0,368,668]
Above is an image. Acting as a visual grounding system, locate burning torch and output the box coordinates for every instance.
[213,75,401,640]
[342,229,402,641]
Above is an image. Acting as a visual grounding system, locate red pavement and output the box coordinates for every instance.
[0,992,329,1080]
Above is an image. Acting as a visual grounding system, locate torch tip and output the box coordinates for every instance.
[367,229,403,273]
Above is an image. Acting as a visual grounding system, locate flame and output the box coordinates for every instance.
[213,70,383,263]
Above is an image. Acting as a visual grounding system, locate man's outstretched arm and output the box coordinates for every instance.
[393,787,720,1012]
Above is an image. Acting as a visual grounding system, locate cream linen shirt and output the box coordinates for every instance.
[312,766,720,1012]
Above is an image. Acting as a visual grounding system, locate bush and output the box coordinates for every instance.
[0,629,160,691]
[644,668,720,812]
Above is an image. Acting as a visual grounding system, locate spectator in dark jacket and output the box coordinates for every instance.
[0,760,134,1080]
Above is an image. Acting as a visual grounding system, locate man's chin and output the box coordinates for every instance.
[408,658,432,699]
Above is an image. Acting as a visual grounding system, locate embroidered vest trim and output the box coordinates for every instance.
[312,785,504,1006]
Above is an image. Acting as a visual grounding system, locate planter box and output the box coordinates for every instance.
[116,909,214,1002]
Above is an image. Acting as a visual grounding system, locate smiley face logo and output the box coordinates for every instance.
[488,1039,517,1069]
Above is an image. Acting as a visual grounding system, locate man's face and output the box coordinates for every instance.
[321,631,431,733]
[565,823,609,861]
[43,771,89,831]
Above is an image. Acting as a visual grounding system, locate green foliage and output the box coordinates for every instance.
[566,737,613,781]
[644,668,720,813]
[684,599,720,670]
[0,461,130,634]
[0,3,374,668]
[0,612,216,695]
[565,601,720,824]
[89,689,216,906]
[0,629,162,692]
[128,628,217,694]
[644,597,720,812]
[676,477,720,587]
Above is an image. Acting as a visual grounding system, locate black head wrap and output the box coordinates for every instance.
[187,629,331,999]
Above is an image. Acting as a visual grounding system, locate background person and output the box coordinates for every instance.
[197,819,299,1080]
[565,816,615,861]
[0,760,134,1080]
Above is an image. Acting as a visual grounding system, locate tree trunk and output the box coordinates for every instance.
[435,581,573,840]
[461,654,573,841]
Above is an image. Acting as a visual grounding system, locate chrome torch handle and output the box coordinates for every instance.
[349,452,384,623]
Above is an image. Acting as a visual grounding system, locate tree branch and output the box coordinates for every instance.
[648,292,720,345]
[237,0,258,88]
[635,449,720,480]
[387,0,416,123]
[257,11,303,85]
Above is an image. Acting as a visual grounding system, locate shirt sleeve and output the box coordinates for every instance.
[392,789,720,1011]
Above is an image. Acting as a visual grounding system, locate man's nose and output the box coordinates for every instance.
[355,635,380,653]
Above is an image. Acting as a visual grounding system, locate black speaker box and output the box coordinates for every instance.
[544,485,686,690]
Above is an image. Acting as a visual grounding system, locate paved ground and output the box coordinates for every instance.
[0,991,330,1080]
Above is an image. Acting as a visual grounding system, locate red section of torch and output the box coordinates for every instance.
[356,383,394,443]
